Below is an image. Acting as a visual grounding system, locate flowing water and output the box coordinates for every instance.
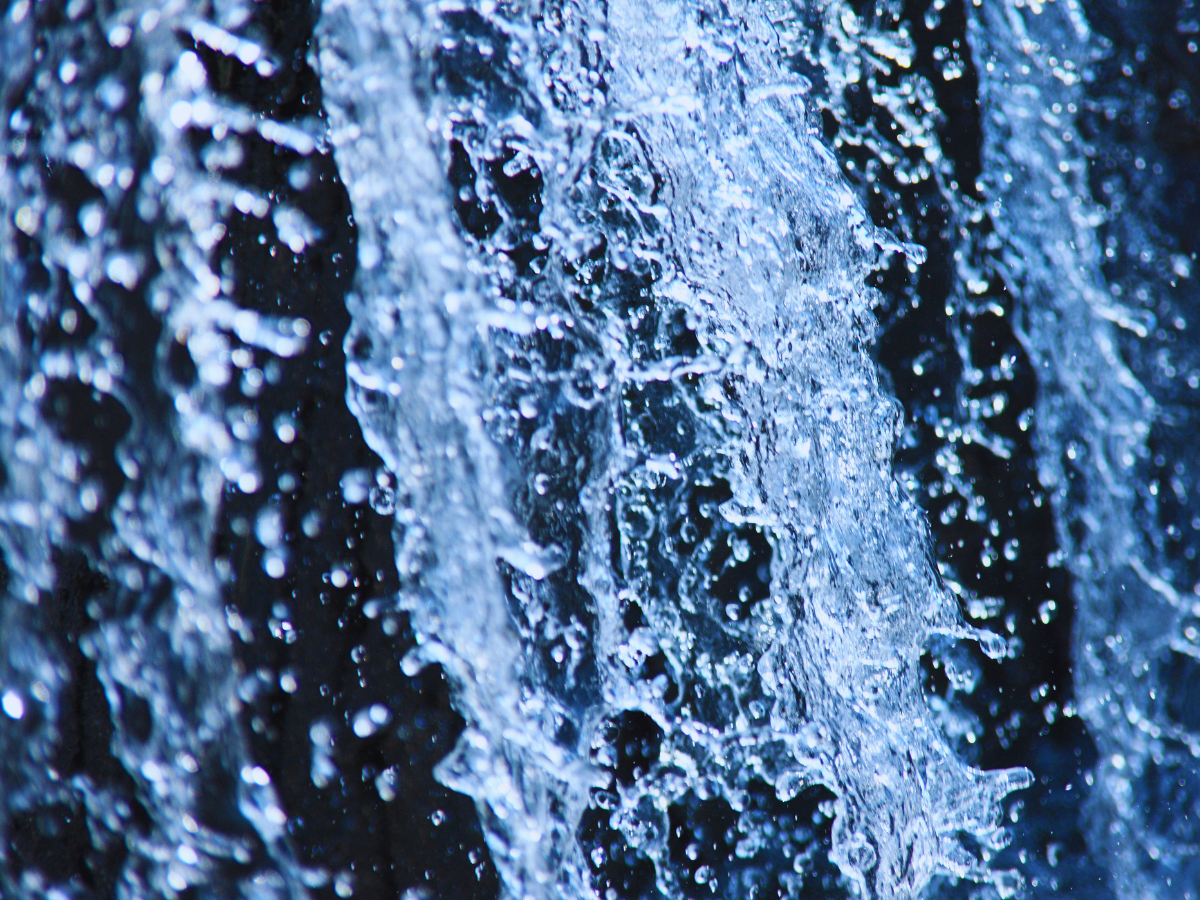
[0,0,1197,899]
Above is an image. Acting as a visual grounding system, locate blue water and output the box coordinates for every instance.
[1,0,1197,898]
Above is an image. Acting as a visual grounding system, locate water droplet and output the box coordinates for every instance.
[2,691,25,720]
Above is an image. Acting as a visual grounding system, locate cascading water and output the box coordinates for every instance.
[0,1,1197,899]
[316,1,1031,896]
[970,4,1200,896]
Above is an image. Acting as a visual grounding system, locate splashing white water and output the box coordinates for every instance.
[4,0,1196,897]
[970,1,1200,896]
[0,1,313,896]
[315,1,1029,897]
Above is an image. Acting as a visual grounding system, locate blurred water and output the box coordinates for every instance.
[0,0,1197,899]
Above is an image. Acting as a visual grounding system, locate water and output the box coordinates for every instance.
[0,0,1197,899]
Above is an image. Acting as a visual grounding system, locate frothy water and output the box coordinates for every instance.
[0,0,1197,898]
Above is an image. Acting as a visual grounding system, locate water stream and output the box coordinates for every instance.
[1,0,1197,898]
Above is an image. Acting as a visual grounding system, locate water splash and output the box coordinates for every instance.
[316,1,1029,897]
[970,1,1200,896]
[0,0,314,896]
[3,0,1197,897]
